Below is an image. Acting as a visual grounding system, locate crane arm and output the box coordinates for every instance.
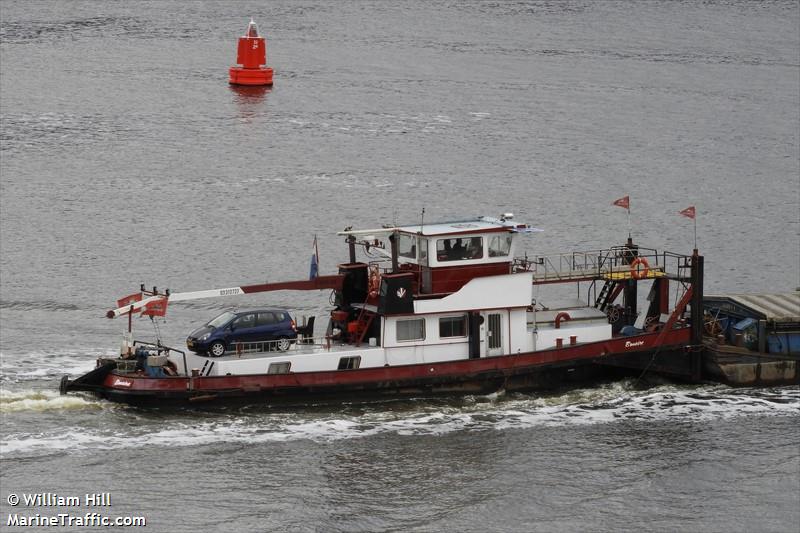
[106,274,344,318]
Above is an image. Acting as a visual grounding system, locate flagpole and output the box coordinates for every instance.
[613,196,631,239]
[627,207,631,239]
[680,206,697,253]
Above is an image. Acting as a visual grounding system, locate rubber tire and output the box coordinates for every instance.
[276,336,291,352]
[208,341,226,357]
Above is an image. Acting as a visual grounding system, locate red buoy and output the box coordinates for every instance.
[229,19,273,86]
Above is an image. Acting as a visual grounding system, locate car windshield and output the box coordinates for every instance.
[207,311,236,328]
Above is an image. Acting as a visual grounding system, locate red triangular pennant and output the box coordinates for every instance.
[116,292,143,309]
[140,296,168,317]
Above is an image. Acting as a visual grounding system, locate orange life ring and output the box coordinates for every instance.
[630,257,650,280]
[368,265,381,298]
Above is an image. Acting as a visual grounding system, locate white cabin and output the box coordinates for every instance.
[175,271,613,377]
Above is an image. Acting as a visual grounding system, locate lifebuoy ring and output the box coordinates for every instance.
[630,257,650,280]
[368,265,381,298]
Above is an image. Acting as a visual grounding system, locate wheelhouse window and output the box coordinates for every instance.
[396,318,425,341]
[398,233,417,260]
[268,362,291,374]
[488,235,512,257]
[338,356,361,370]
[436,237,483,261]
[418,237,428,265]
[439,315,467,338]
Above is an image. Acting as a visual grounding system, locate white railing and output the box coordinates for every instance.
[226,335,354,356]
[512,246,685,281]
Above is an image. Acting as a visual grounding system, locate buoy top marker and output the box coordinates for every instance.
[246,18,259,38]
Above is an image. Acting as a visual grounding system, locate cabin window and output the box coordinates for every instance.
[418,237,428,265]
[268,362,291,374]
[488,235,512,257]
[338,356,361,370]
[396,318,425,341]
[398,234,416,260]
[439,315,467,338]
[436,237,483,261]
[488,314,502,349]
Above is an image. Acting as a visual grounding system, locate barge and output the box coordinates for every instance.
[702,292,800,386]
[62,215,707,406]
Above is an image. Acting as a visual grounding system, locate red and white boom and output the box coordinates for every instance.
[106,275,344,319]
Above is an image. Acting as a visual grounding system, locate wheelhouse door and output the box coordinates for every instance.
[486,312,503,356]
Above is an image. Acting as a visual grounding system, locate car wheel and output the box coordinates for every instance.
[276,336,291,352]
[209,341,226,357]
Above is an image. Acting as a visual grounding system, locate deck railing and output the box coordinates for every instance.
[227,335,360,356]
[513,246,693,283]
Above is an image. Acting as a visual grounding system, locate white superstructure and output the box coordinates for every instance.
[174,271,613,377]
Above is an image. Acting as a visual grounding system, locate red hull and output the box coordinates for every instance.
[94,329,692,405]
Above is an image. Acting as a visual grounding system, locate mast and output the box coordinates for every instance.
[690,249,704,381]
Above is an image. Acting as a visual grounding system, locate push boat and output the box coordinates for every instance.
[61,215,709,406]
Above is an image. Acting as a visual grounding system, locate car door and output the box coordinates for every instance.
[230,313,257,344]
[255,311,278,343]
[272,311,292,338]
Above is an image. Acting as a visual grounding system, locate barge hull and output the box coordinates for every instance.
[101,364,630,407]
[78,329,692,406]
[702,342,799,387]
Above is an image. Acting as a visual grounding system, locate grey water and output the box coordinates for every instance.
[1,1,798,531]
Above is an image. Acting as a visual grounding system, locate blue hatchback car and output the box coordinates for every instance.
[186,309,297,357]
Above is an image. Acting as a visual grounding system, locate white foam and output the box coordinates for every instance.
[1,384,797,458]
[0,388,106,413]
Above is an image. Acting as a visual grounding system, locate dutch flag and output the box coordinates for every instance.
[309,235,319,280]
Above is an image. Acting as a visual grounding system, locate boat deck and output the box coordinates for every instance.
[203,340,381,362]
[529,265,666,283]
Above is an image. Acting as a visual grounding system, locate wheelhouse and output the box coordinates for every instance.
[356,215,531,295]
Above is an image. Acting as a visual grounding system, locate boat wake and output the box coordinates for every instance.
[1,382,797,458]
[494,382,800,429]
[0,349,109,384]
[0,388,108,414]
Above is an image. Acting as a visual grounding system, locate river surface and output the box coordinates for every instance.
[1,1,798,531]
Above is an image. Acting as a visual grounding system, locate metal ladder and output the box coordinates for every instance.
[594,280,622,311]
